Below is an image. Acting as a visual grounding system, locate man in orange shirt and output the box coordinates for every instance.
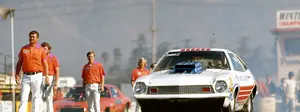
[82,51,106,112]
[131,57,150,86]
[131,57,150,112]
[41,42,60,112]
[15,30,49,112]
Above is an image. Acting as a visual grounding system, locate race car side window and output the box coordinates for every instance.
[228,53,245,72]
[236,55,248,70]
[109,87,120,97]
[101,87,111,98]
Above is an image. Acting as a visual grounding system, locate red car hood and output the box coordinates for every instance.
[54,98,114,111]
[53,98,85,110]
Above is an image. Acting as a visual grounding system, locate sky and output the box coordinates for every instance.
[0,0,300,79]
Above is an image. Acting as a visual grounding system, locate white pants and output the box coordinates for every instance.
[285,98,296,112]
[41,76,54,112]
[282,98,286,112]
[85,83,101,112]
[19,72,43,112]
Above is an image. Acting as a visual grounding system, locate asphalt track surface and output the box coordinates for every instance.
[129,101,300,112]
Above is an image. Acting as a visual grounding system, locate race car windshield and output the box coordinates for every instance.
[153,51,230,72]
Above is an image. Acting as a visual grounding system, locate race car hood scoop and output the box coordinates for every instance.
[171,61,203,74]
[147,70,222,86]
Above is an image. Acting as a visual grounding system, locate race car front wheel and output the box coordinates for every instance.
[222,94,236,112]
[105,108,110,112]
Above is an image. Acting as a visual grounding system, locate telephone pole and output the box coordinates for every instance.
[151,0,157,63]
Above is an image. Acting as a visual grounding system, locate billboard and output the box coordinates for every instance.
[277,10,300,28]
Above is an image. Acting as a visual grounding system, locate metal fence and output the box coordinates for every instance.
[0,52,17,75]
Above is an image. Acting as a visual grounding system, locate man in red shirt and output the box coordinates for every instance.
[15,30,49,112]
[82,51,106,112]
[131,57,150,86]
[41,42,60,112]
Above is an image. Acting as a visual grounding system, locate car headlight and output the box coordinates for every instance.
[134,82,147,94]
[215,81,227,93]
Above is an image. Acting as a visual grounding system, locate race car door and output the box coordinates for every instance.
[228,53,254,102]
[109,87,123,111]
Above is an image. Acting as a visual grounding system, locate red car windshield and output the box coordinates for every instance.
[65,87,111,101]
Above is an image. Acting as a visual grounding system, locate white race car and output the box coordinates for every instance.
[133,48,258,112]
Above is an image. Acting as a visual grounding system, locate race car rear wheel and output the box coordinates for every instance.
[238,94,253,112]
[246,96,253,112]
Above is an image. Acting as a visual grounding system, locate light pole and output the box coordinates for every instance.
[0,6,16,112]
[151,0,157,63]
[0,52,3,73]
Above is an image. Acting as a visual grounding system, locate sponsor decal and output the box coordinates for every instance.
[229,77,234,92]
[23,49,30,54]
[238,76,249,81]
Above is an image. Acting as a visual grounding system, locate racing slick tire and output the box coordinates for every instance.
[140,107,155,112]
[222,94,236,112]
[238,94,253,112]
[105,108,110,112]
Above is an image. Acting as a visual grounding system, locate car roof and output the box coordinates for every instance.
[168,48,233,53]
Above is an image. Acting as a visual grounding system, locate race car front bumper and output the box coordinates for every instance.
[134,93,232,108]
[137,98,225,112]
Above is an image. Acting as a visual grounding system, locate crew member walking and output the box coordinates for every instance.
[15,30,49,112]
[283,71,299,112]
[41,42,60,112]
[82,51,106,112]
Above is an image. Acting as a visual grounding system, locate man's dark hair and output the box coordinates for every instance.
[41,42,52,50]
[150,62,156,68]
[87,51,96,57]
[288,71,294,78]
[29,30,39,37]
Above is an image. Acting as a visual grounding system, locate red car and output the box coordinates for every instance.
[53,84,132,112]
